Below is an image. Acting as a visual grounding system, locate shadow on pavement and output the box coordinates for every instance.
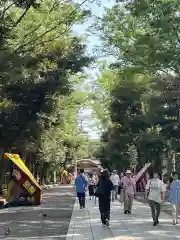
[0,185,75,239]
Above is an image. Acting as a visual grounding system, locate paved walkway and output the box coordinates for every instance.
[136,192,172,216]
[66,198,180,240]
[0,185,75,239]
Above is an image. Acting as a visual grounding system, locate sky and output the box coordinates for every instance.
[73,0,114,139]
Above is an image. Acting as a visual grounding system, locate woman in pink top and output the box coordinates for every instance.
[123,170,136,214]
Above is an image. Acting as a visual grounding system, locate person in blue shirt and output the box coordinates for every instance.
[168,172,180,225]
[75,169,88,209]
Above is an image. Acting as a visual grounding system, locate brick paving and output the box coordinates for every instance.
[0,185,75,239]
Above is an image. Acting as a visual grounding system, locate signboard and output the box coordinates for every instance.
[13,165,36,195]
[5,153,42,204]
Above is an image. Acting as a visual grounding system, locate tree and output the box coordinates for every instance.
[0,0,93,188]
[91,0,180,173]
[97,0,180,75]
[92,69,176,172]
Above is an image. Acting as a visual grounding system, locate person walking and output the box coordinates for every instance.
[168,172,180,225]
[93,173,99,204]
[118,173,124,195]
[145,171,166,226]
[119,173,124,204]
[123,170,136,214]
[95,169,114,226]
[110,170,120,201]
[88,173,95,200]
[75,169,88,209]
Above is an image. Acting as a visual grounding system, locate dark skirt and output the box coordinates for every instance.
[88,185,94,196]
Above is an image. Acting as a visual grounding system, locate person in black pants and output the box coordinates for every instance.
[88,173,95,200]
[97,170,114,226]
[75,169,88,209]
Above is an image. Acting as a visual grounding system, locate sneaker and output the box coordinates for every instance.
[124,210,128,214]
[105,219,109,226]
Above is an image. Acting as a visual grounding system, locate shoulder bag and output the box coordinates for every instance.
[94,181,104,197]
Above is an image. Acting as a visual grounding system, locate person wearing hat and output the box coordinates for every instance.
[122,169,136,214]
[110,170,120,201]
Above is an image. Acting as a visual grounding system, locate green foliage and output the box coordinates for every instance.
[0,0,95,185]
[92,0,180,172]
[98,0,180,74]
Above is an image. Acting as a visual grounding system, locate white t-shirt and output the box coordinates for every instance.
[110,174,120,186]
[88,177,95,185]
[145,179,166,203]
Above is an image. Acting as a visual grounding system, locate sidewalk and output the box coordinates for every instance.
[66,198,180,240]
[0,185,75,239]
[136,192,172,216]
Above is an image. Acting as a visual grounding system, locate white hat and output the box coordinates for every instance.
[126,170,131,174]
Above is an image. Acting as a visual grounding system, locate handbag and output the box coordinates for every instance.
[94,181,104,197]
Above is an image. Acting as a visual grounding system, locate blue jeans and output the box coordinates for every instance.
[112,185,119,200]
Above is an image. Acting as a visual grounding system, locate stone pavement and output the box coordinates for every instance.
[0,185,75,239]
[136,192,172,216]
[66,197,180,240]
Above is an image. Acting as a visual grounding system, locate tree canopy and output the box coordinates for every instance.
[91,0,180,173]
[0,0,97,186]
[2,0,180,182]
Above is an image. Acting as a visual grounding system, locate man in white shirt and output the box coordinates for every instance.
[110,170,120,201]
[145,172,166,226]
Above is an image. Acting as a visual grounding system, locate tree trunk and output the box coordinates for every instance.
[167,150,172,176]
[0,150,6,193]
[53,171,56,183]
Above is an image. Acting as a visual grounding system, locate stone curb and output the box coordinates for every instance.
[41,183,60,190]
